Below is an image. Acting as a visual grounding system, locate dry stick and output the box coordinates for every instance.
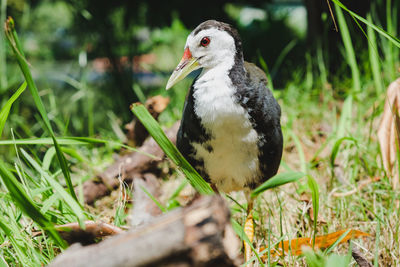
[32,221,123,245]
[326,0,338,32]
[352,246,373,267]
[332,177,380,197]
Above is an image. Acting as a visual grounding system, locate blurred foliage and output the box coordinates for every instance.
[1,0,398,138]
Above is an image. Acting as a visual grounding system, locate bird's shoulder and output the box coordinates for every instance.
[244,61,268,87]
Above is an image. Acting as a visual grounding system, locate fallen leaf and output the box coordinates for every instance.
[261,229,370,258]
[300,194,327,224]
[378,78,400,189]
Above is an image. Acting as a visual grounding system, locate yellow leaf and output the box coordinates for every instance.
[261,229,370,258]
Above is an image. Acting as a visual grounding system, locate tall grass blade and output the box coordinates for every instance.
[0,136,154,157]
[367,13,384,94]
[258,53,274,90]
[331,0,400,48]
[0,161,67,248]
[131,103,213,194]
[132,84,147,104]
[334,4,361,92]
[4,17,77,201]
[330,137,357,168]
[0,82,26,136]
[20,149,86,227]
[0,255,8,267]
[270,39,298,79]
[251,171,305,197]
[385,0,395,80]
[0,0,7,90]
[307,175,319,248]
[324,229,351,255]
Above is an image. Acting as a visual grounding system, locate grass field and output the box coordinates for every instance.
[0,1,400,266]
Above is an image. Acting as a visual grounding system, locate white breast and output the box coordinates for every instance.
[192,67,260,192]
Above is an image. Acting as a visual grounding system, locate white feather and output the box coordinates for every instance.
[187,30,260,192]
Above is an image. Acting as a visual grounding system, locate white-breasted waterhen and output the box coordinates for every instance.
[166,20,283,264]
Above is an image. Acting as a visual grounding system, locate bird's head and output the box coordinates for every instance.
[166,20,243,89]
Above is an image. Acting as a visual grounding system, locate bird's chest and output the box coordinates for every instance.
[191,77,261,192]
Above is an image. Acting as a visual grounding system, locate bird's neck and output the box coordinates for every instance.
[197,54,245,84]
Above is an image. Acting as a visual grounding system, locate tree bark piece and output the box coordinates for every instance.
[49,195,241,267]
[352,247,373,267]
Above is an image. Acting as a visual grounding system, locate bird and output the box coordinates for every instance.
[166,20,283,264]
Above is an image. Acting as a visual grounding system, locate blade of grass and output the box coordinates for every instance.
[334,4,360,92]
[0,137,157,159]
[324,229,351,255]
[367,13,384,94]
[385,0,395,80]
[4,17,77,201]
[251,171,305,197]
[331,0,400,48]
[0,81,26,137]
[307,175,320,248]
[0,0,7,90]
[132,83,147,104]
[330,137,357,168]
[20,149,86,227]
[0,161,67,248]
[131,103,213,194]
[257,52,274,90]
[270,39,298,79]
[0,255,8,267]
[140,185,167,213]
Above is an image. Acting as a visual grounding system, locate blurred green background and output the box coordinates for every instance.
[2,0,392,140]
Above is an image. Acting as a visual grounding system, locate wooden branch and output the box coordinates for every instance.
[33,221,123,245]
[49,196,242,267]
[352,247,373,267]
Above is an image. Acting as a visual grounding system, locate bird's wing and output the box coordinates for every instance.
[244,61,268,87]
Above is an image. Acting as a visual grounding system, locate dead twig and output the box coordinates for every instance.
[352,246,373,267]
[33,221,123,245]
[332,177,380,198]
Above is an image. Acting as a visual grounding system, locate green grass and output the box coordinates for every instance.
[0,1,399,266]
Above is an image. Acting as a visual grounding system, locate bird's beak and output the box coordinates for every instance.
[166,47,199,90]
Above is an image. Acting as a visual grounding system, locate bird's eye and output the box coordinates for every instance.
[200,37,210,47]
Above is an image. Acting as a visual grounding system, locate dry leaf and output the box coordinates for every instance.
[300,194,327,224]
[378,78,400,189]
[261,229,370,258]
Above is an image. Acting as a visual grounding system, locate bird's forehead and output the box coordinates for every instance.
[186,28,233,47]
